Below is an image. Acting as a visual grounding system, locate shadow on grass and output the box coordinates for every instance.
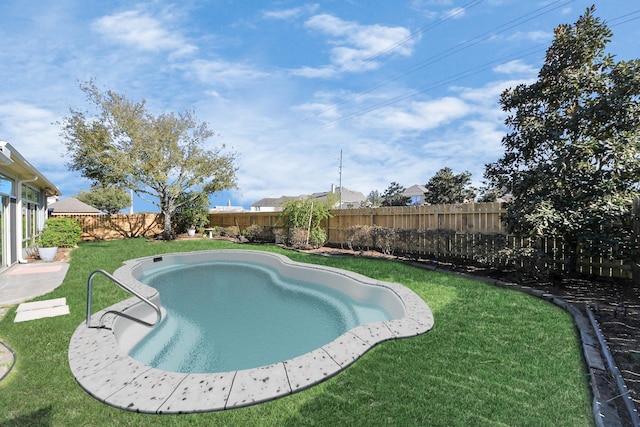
[2,405,53,427]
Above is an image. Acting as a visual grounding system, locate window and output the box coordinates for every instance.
[0,173,13,197]
[21,184,43,249]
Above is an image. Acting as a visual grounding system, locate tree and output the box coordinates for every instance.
[423,167,476,205]
[365,190,382,207]
[278,195,335,247]
[476,183,505,203]
[484,7,640,274]
[381,182,410,206]
[60,80,238,239]
[76,185,131,214]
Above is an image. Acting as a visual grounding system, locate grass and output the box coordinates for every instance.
[0,238,593,426]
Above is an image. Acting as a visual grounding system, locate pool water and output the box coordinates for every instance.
[130,261,392,373]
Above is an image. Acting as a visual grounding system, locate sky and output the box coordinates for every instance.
[1,1,639,212]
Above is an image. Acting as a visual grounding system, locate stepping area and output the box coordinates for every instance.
[14,297,70,322]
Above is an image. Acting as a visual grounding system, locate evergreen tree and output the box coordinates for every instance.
[424,167,476,205]
[484,7,640,273]
[381,182,410,206]
[76,185,131,214]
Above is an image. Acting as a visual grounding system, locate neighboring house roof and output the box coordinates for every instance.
[311,186,366,208]
[209,206,246,213]
[49,197,102,214]
[251,196,297,209]
[402,184,427,198]
[252,186,367,210]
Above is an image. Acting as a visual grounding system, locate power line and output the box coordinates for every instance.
[312,0,575,121]
[306,4,640,133]
[339,0,486,76]
[307,45,546,133]
[607,9,640,26]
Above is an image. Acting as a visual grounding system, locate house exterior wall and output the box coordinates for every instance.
[249,206,282,212]
[0,141,61,270]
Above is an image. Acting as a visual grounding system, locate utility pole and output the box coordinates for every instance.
[338,150,343,209]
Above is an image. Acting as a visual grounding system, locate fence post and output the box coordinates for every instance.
[633,197,640,286]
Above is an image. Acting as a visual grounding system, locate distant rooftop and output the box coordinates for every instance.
[49,197,101,214]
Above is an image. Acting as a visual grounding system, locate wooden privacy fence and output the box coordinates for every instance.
[52,213,163,240]
[326,202,504,242]
[50,200,638,282]
[209,201,638,281]
[208,202,505,234]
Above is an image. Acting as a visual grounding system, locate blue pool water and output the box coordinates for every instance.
[129,261,392,373]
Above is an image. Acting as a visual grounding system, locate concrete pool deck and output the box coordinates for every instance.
[68,250,434,413]
[0,262,69,307]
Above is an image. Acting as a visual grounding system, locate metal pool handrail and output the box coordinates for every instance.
[86,269,161,329]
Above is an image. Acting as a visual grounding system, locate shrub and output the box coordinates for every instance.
[38,217,82,248]
[243,225,275,243]
[371,226,397,255]
[171,192,210,234]
[218,226,240,238]
[287,227,309,248]
[277,196,333,249]
[346,225,373,252]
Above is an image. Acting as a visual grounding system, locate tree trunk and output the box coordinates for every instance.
[161,198,175,240]
[566,239,580,277]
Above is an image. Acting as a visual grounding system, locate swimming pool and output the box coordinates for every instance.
[131,259,395,373]
[69,250,433,413]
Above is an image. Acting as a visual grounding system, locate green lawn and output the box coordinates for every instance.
[0,239,593,426]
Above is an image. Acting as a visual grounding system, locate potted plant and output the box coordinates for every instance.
[37,218,82,262]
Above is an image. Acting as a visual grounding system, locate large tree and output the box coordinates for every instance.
[76,185,131,214]
[60,81,238,239]
[484,7,640,273]
[424,167,476,205]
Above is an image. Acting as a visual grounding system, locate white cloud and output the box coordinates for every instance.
[290,65,338,79]
[262,4,319,20]
[179,59,267,86]
[301,14,415,74]
[443,7,466,19]
[0,102,62,167]
[411,0,453,8]
[492,59,538,76]
[92,10,197,56]
[410,1,469,20]
[293,102,341,120]
[505,30,552,43]
[370,97,471,131]
[455,79,530,107]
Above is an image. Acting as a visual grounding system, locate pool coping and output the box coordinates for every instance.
[68,250,434,414]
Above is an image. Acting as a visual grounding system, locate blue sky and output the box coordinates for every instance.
[1,1,638,211]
